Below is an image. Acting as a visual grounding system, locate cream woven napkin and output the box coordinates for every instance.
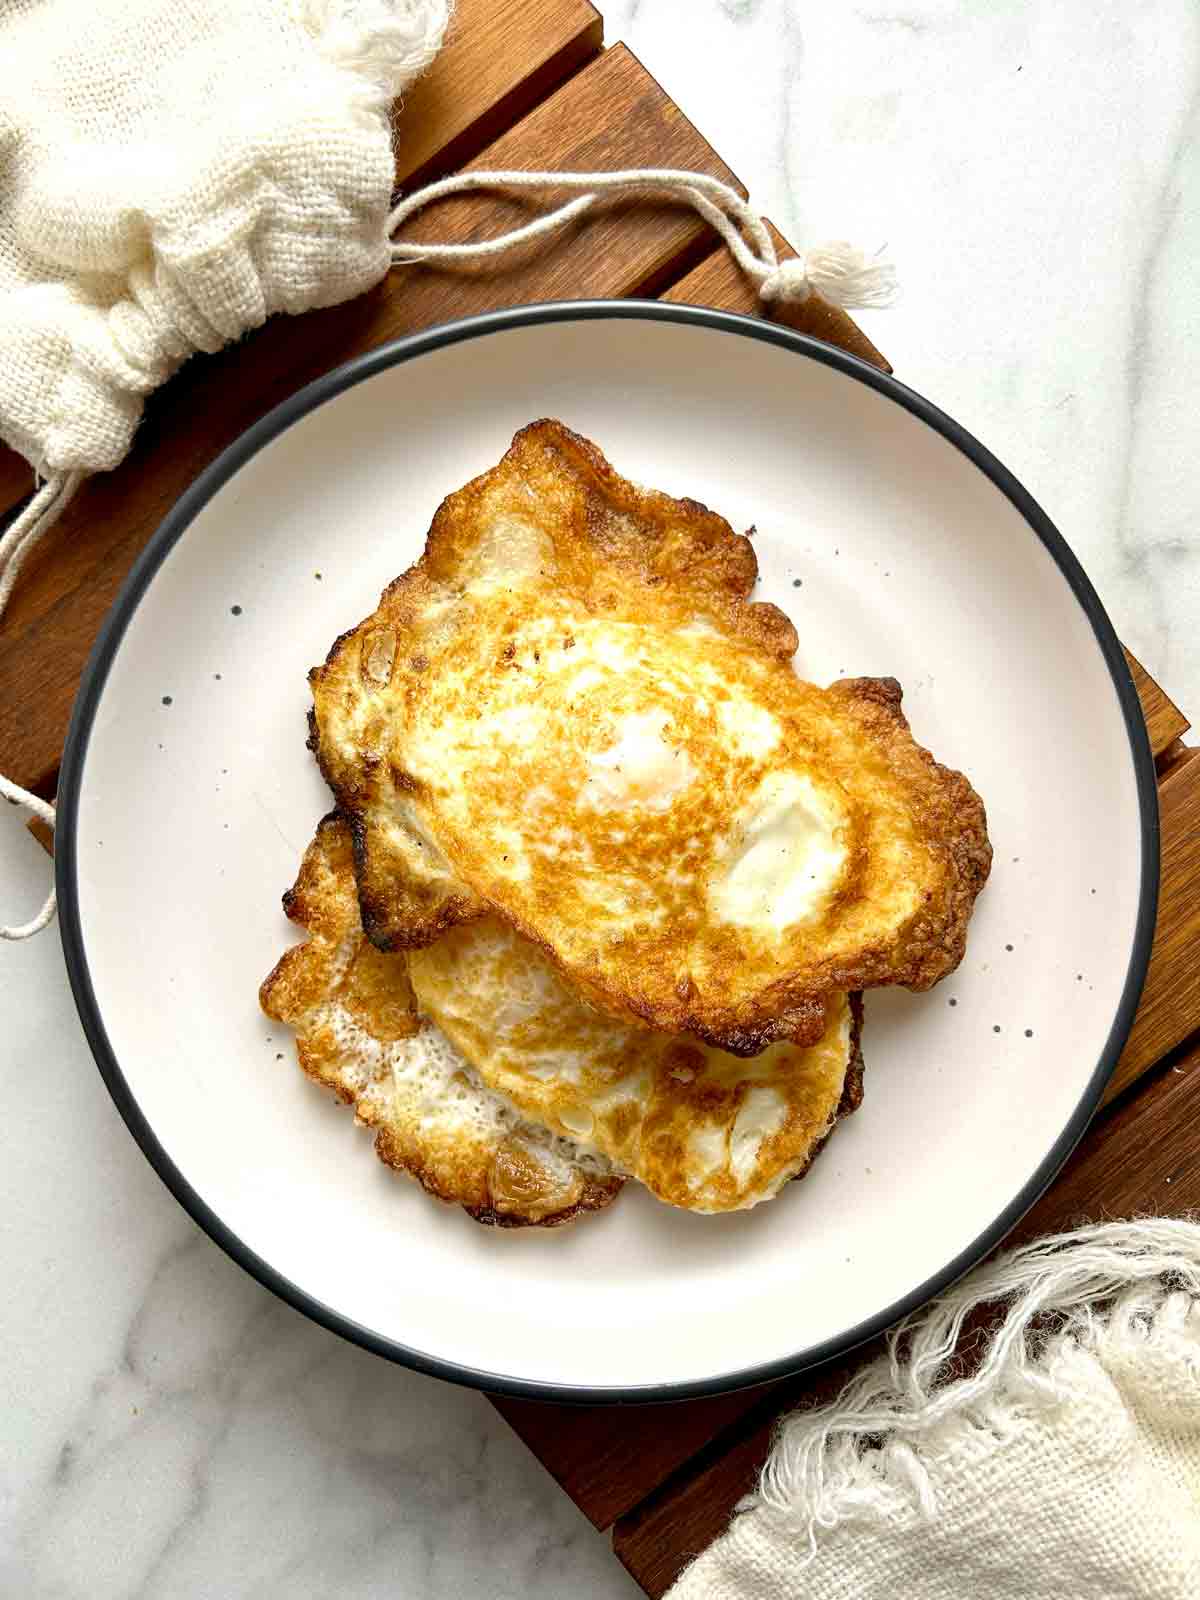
[0,0,448,480]
[669,1220,1200,1599]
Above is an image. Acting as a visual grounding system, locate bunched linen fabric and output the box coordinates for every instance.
[668,1220,1200,1599]
[0,0,449,478]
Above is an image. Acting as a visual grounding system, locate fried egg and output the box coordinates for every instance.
[310,421,990,1056]
[408,919,863,1214]
[259,816,621,1228]
[261,817,861,1218]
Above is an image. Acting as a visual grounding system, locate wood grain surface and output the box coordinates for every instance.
[1106,748,1200,1101]
[663,220,891,374]
[491,1383,782,1535]
[392,0,602,191]
[1126,649,1190,758]
[613,1033,1200,1597]
[396,45,742,305]
[0,43,741,799]
[0,449,27,521]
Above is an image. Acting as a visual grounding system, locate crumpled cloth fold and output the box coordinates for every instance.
[669,1220,1200,1600]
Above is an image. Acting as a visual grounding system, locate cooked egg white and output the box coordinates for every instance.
[708,771,849,934]
[409,916,856,1213]
[260,818,621,1227]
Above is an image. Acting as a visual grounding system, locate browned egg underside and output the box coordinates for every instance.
[261,818,864,1220]
[259,816,623,1228]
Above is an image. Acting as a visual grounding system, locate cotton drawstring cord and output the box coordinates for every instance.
[388,168,896,310]
[1,470,82,939]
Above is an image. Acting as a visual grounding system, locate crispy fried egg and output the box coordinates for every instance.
[259,817,622,1228]
[261,818,861,1218]
[408,920,863,1214]
[310,421,990,1056]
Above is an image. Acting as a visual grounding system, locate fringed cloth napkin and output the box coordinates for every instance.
[0,0,892,939]
[669,1220,1200,1599]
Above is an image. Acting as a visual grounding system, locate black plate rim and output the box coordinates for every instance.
[56,299,1160,1404]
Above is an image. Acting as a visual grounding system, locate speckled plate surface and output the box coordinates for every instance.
[56,304,1158,1401]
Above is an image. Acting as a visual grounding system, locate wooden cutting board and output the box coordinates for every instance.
[7,6,1197,1594]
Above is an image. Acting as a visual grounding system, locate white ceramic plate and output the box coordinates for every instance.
[58,305,1158,1400]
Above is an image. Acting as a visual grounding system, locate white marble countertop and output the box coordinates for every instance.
[3,3,1197,1594]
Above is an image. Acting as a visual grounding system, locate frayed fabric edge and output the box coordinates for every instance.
[731,1218,1200,1567]
[297,0,452,105]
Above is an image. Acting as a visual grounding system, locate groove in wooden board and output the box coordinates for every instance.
[392,0,602,192]
[663,219,891,374]
[1157,738,1194,779]
[0,43,742,797]
[614,1037,1200,1597]
[1125,647,1190,757]
[0,447,29,521]
[0,0,605,533]
[1103,746,1200,1103]
[490,1384,780,1534]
